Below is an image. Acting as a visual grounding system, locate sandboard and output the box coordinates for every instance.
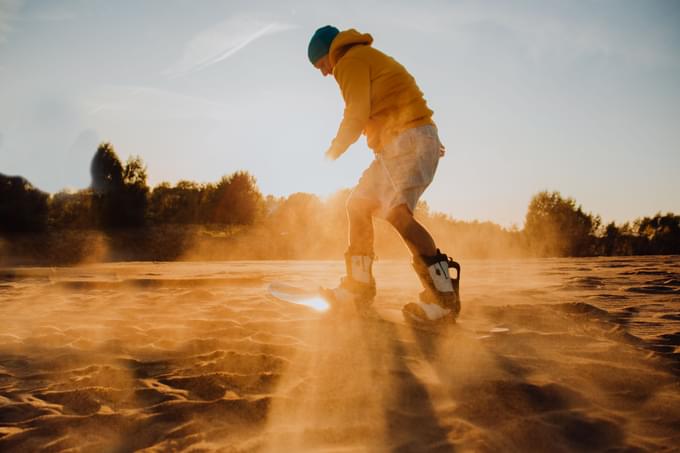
[267,281,335,312]
[267,281,377,317]
[267,282,511,338]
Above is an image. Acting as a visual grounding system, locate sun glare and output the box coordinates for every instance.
[299,297,330,312]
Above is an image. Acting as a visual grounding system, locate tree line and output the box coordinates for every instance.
[1,142,263,232]
[1,142,678,262]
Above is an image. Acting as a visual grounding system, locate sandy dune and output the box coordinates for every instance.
[0,257,679,452]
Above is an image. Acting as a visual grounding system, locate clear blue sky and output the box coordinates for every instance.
[1,0,679,227]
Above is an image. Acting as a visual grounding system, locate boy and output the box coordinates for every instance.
[308,25,461,322]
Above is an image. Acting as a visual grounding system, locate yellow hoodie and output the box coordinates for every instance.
[328,29,434,155]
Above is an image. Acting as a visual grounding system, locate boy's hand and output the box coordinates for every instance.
[325,145,344,160]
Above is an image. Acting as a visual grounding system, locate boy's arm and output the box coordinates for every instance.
[326,57,370,160]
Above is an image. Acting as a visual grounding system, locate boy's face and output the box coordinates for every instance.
[314,55,332,77]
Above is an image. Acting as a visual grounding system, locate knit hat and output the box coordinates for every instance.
[308,25,339,65]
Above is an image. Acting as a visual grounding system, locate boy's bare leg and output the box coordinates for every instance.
[325,196,379,305]
[386,204,437,258]
[346,196,379,256]
[388,203,461,320]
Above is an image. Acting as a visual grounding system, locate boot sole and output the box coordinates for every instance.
[402,303,457,326]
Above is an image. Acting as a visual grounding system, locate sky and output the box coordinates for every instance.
[1,0,679,227]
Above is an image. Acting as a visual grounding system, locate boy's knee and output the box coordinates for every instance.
[346,196,375,217]
[386,204,413,230]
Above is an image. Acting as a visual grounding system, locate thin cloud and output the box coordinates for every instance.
[84,84,235,122]
[385,3,677,68]
[164,17,296,79]
[24,9,79,22]
[0,0,25,44]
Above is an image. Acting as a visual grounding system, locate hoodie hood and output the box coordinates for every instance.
[328,29,373,67]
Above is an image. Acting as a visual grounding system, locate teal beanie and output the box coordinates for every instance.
[308,25,339,65]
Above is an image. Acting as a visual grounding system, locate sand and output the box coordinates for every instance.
[0,256,679,452]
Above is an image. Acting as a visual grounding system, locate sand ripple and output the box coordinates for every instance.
[0,257,679,452]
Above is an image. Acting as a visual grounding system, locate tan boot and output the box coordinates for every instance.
[325,253,376,306]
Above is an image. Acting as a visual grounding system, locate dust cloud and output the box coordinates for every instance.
[1,257,679,451]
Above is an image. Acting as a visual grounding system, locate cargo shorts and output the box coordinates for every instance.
[350,124,442,218]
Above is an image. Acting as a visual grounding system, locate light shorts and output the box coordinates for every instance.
[350,124,442,218]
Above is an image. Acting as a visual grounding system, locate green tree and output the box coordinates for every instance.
[91,142,123,193]
[149,180,203,224]
[48,189,94,229]
[270,192,323,234]
[90,143,148,228]
[123,156,148,188]
[0,173,49,233]
[265,192,325,258]
[206,171,263,225]
[635,213,680,254]
[523,191,598,257]
[121,155,149,227]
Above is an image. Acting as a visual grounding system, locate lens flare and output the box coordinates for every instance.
[268,283,331,312]
[298,297,330,312]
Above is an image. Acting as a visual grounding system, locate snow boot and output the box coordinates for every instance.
[402,250,461,322]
